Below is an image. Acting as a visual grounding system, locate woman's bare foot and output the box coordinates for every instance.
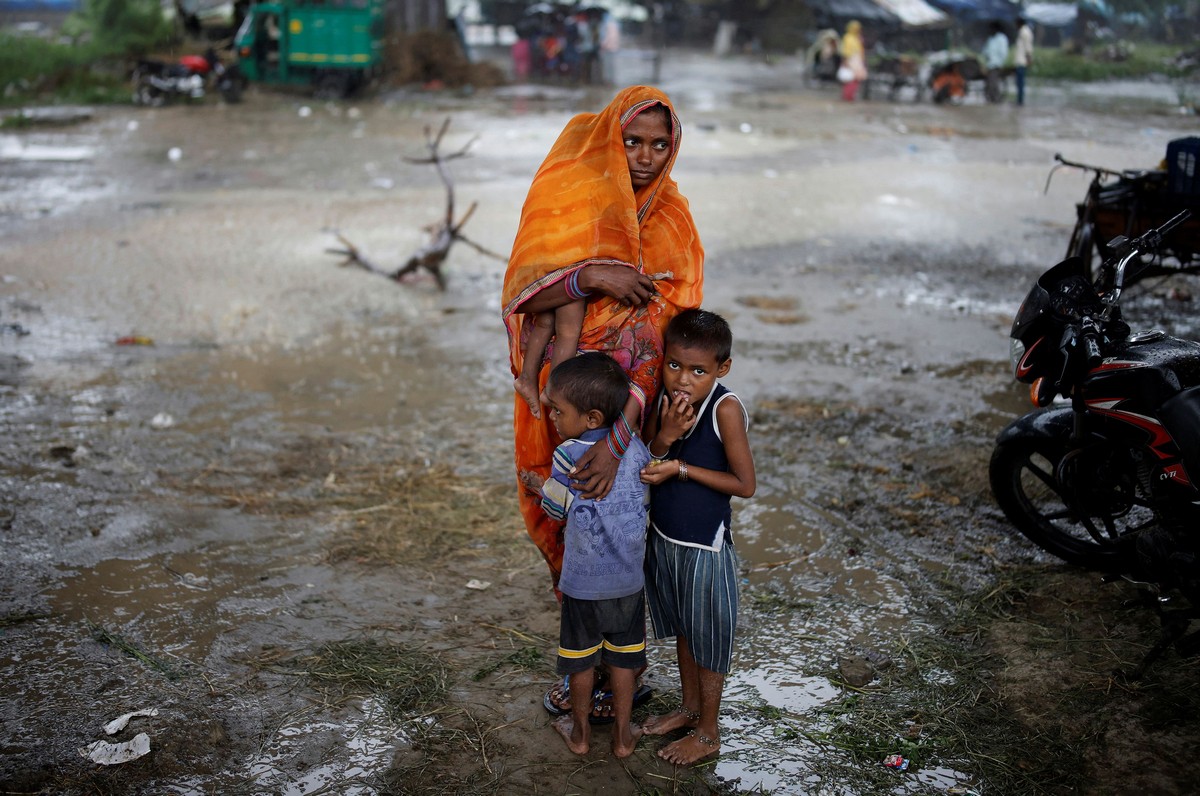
[552,714,589,755]
[514,377,542,418]
[658,729,719,765]
[612,722,644,759]
[642,706,699,736]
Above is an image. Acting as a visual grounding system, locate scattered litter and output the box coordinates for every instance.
[150,412,175,429]
[167,147,182,161]
[103,708,159,735]
[836,435,850,446]
[371,177,395,190]
[883,753,909,771]
[465,579,491,591]
[947,788,981,796]
[2,323,30,336]
[127,120,139,132]
[1166,286,1192,302]
[739,122,752,133]
[298,106,312,118]
[81,732,151,765]
[115,335,154,346]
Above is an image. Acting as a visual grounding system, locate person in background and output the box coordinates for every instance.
[839,20,867,101]
[600,12,621,86]
[982,21,1010,103]
[1013,16,1034,106]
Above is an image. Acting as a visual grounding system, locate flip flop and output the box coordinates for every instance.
[543,675,571,717]
[588,683,654,726]
[542,678,654,723]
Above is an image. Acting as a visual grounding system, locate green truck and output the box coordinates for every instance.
[234,0,385,97]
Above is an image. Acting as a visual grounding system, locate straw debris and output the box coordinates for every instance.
[248,638,449,720]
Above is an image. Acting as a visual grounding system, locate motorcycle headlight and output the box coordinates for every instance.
[1009,337,1025,376]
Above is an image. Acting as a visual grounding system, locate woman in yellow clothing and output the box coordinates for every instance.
[840,20,868,101]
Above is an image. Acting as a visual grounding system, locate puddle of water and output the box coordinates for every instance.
[47,545,289,659]
[176,696,402,796]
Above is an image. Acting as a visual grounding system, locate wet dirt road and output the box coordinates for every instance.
[2,51,1199,794]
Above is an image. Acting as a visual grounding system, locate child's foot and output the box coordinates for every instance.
[612,722,644,759]
[642,706,699,736]
[514,377,542,418]
[658,729,720,765]
[552,714,589,755]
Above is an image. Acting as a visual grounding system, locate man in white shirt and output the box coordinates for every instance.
[982,22,1009,103]
[1014,17,1034,106]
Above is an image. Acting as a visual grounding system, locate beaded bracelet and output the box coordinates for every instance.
[678,460,689,482]
[563,269,592,301]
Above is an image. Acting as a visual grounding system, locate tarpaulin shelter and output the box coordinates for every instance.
[805,0,950,30]
[924,0,1021,23]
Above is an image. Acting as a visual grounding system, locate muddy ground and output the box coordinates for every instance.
[2,51,1200,795]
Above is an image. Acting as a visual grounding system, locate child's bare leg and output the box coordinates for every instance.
[540,299,586,405]
[658,637,723,765]
[515,310,554,418]
[552,667,594,755]
[643,635,701,735]
[607,664,643,759]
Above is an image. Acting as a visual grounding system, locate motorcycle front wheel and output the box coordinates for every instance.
[132,74,165,107]
[989,436,1145,570]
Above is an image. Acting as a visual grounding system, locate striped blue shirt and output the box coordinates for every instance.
[541,427,651,600]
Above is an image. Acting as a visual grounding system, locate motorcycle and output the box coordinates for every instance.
[989,210,1200,677]
[132,48,244,107]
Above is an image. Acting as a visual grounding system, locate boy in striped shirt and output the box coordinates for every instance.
[540,352,652,758]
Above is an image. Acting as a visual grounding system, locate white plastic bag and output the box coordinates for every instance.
[837,65,855,83]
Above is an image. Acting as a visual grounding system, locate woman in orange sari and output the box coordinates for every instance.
[502,85,704,716]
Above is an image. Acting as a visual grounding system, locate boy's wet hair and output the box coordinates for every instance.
[664,309,732,362]
[548,352,629,426]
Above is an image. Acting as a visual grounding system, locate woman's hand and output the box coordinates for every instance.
[579,265,656,307]
[639,459,677,486]
[570,441,620,500]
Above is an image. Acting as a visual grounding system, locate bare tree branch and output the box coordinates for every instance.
[329,119,503,290]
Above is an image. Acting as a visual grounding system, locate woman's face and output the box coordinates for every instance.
[623,108,672,190]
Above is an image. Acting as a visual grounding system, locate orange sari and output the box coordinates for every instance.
[501,85,704,586]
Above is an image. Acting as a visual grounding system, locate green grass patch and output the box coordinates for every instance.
[1034,41,1191,81]
[0,34,131,106]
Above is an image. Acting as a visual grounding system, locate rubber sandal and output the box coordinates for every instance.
[588,683,654,725]
[543,675,571,717]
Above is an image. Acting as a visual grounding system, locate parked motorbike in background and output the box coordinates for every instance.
[989,210,1200,677]
[132,48,244,106]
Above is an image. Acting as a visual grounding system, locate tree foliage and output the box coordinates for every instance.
[65,0,172,56]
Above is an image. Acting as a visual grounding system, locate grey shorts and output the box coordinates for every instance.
[556,591,647,675]
[644,530,740,675]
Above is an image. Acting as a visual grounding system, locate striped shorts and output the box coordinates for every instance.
[644,530,740,675]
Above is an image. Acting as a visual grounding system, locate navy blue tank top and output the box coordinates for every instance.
[649,383,745,550]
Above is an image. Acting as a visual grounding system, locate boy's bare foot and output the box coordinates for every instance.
[658,729,720,765]
[642,706,699,736]
[612,723,644,759]
[514,377,542,418]
[552,714,589,755]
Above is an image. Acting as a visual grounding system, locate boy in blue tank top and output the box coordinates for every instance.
[539,352,652,759]
[639,309,756,765]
